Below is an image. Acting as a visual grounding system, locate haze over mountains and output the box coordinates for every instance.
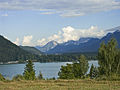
[35,26,120,54]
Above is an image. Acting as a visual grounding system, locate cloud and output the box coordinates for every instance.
[40,12,55,15]
[13,38,20,45]
[1,13,8,16]
[37,38,48,46]
[22,35,33,46]
[37,26,106,46]
[0,0,120,17]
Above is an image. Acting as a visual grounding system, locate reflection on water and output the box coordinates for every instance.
[0,61,98,79]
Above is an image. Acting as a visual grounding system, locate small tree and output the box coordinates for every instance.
[73,55,89,78]
[58,64,75,79]
[23,60,36,80]
[89,64,98,79]
[12,74,24,81]
[90,64,94,79]
[38,71,43,80]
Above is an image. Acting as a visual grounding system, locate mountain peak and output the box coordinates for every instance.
[35,41,58,52]
[115,30,120,32]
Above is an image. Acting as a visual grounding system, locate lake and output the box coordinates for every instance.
[0,61,98,79]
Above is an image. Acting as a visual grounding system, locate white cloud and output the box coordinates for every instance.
[1,13,8,16]
[40,12,55,15]
[13,38,20,45]
[22,35,33,46]
[37,38,48,46]
[37,26,106,46]
[0,0,120,17]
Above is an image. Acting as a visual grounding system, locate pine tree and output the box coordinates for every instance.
[90,64,94,79]
[89,64,98,79]
[23,60,36,80]
[58,64,75,79]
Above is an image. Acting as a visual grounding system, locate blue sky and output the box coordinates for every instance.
[0,0,120,46]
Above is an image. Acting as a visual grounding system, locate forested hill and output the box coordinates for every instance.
[20,46,43,55]
[0,35,36,62]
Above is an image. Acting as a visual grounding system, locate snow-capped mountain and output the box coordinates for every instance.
[35,41,58,52]
[63,37,91,46]
[36,26,120,54]
[46,26,120,54]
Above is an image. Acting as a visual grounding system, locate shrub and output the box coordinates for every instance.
[12,74,24,81]
[0,73,5,81]
[37,71,43,80]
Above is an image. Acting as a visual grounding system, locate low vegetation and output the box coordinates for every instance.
[0,80,120,90]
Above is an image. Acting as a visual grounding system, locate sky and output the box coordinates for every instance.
[0,0,120,46]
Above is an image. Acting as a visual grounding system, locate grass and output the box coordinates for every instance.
[0,79,120,90]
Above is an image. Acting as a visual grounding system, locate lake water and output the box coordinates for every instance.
[0,61,98,79]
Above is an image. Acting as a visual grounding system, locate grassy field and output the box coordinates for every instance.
[0,80,120,90]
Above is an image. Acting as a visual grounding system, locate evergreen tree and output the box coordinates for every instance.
[89,64,98,79]
[58,64,74,79]
[58,55,89,79]
[90,64,94,79]
[23,60,36,80]
[73,55,89,78]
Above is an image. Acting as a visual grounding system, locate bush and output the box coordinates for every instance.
[58,64,75,79]
[58,55,89,79]
[12,74,24,81]
[0,73,5,81]
[37,71,43,80]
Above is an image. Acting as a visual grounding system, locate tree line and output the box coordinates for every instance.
[58,38,120,80]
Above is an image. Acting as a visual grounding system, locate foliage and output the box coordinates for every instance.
[0,73,5,81]
[58,55,89,79]
[12,74,24,81]
[58,64,75,79]
[38,53,97,63]
[23,60,36,80]
[73,55,89,78]
[37,71,43,80]
[89,64,99,79]
[98,38,120,77]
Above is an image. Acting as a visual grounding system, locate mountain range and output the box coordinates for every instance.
[36,26,120,54]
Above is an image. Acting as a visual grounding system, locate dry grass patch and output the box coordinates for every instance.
[0,80,120,90]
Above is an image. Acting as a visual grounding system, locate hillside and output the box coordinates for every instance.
[0,35,36,62]
[20,46,43,55]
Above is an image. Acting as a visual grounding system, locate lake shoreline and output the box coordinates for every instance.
[0,59,98,65]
